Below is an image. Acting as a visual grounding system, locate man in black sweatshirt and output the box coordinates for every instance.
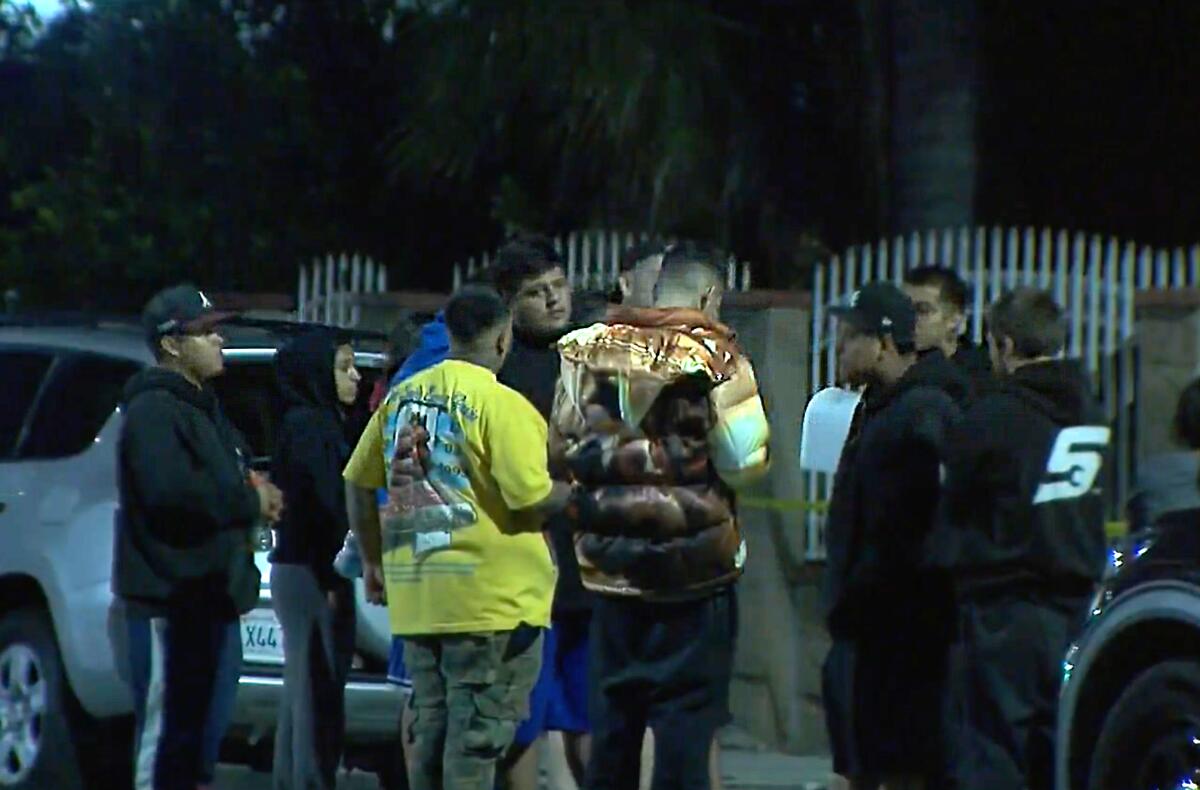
[114,284,283,790]
[934,288,1109,790]
[821,282,965,790]
[903,265,992,396]
[489,237,592,790]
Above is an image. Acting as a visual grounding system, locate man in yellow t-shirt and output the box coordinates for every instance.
[344,285,571,790]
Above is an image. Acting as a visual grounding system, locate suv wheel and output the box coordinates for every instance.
[1089,659,1200,790]
[0,608,82,789]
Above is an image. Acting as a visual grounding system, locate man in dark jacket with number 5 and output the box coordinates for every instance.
[933,287,1110,790]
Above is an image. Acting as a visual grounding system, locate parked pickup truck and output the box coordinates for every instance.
[0,317,405,789]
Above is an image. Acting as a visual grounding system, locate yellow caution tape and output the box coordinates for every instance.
[739,500,1129,543]
[739,496,828,514]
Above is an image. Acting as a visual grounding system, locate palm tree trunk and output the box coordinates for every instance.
[885,0,979,233]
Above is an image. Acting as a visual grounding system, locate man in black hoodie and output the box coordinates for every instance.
[820,282,965,790]
[115,284,283,790]
[270,329,362,789]
[489,237,593,790]
[934,288,1109,790]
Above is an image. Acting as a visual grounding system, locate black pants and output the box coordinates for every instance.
[950,593,1089,790]
[822,632,951,782]
[585,587,737,790]
[272,566,356,789]
[127,605,229,790]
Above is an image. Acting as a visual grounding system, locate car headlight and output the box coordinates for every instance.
[1101,528,1158,582]
[1102,545,1124,581]
[1078,528,1160,633]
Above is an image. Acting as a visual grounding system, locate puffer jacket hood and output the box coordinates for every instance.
[553,306,770,601]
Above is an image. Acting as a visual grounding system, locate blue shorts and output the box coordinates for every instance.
[513,616,591,747]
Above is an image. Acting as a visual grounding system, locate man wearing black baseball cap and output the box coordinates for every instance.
[115,284,284,790]
[820,281,965,790]
[140,284,236,380]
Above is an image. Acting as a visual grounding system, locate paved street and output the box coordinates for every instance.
[215,750,833,789]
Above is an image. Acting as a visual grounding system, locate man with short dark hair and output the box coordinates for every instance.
[553,245,770,789]
[344,285,571,790]
[115,285,284,790]
[903,265,991,391]
[821,281,965,790]
[487,237,598,790]
[933,287,1109,790]
[493,236,572,416]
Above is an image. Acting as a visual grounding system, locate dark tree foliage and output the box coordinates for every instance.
[0,0,851,308]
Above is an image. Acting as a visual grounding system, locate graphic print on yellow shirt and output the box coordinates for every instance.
[343,360,556,636]
[382,393,478,557]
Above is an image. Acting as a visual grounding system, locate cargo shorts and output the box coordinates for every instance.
[403,625,543,790]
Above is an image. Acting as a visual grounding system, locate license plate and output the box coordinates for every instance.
[241,609,285,664]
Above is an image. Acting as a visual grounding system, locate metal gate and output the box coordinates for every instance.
[804,226,1200,561]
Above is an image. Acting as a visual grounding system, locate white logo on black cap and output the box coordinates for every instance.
[198,290,213,309]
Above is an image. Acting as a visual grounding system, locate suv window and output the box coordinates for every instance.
[212,359,285,466]
[20,353,141,459]
[212,354,382,467]
[0,350,54,458]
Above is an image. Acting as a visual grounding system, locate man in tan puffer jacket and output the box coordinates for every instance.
[551,244,770,790]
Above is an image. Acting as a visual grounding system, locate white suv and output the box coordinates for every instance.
[0,318,404,789]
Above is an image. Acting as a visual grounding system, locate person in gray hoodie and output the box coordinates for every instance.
[270,329,362,789]
[1128,377,1200,529]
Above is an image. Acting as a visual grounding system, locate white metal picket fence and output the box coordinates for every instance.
[296,253,388,326]
[804,226,1200,561]
[295,235,751,329]
[452,229,753,293]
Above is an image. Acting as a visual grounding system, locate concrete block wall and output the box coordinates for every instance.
[1136,302,1200,459]
[720,296,830,755]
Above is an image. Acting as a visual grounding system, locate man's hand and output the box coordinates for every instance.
[252,475,285,523]
[511,480,575,533]
[363,562,387,606]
